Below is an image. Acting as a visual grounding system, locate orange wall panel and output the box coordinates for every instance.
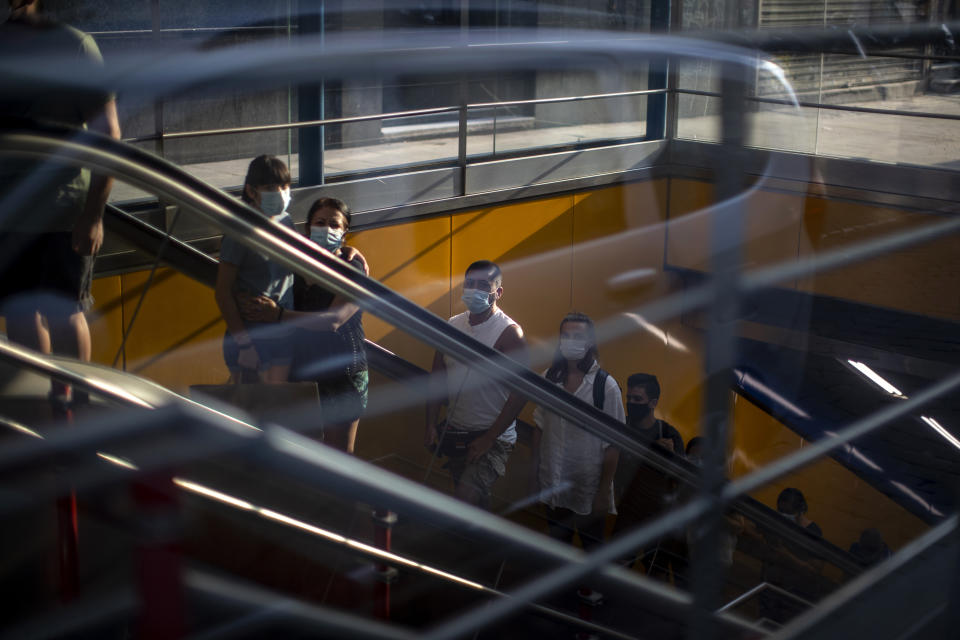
[88,275,125,367]
[666,178,803,284]
[349,217,452,372]
[119,268,228,393]
[798,197,960,321]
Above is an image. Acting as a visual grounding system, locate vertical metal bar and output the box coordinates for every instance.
[646,0,670,140]
[298,1,325,187]
[150,0,165,159]
[372,509,398,621]
[665,0,683,141]
[134,473,183,640]
[686,61,748,640]
[457,0,470,196]
[53,392,79,602]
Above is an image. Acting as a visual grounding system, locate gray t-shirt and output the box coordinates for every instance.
[219,212,296,309]
[0,17,111,232]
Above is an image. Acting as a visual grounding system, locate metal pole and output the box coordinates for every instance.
[53,389,79,603]
[134,473,183,640]
[372,508,398,621]
[687,60,748,640]
[457,0,470,196]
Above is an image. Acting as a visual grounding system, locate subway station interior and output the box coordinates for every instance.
[2,0,960,638]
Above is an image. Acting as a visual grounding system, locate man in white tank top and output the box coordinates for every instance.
[425,260,528,507]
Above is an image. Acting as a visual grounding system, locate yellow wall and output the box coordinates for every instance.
[87,268,229,393]
[79,174,936,554]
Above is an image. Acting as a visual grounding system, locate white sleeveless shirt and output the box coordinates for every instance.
[444,308,519,443]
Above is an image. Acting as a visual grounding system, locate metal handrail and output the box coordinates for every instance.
[124,88,664,144]
[0,120,868,577]
[677,88,960,123]
[717,582,815,614]
[103,204,428,382]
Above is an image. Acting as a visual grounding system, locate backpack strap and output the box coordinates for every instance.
[593,368,609,411]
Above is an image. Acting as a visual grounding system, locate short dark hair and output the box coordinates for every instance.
[777,487,808,515]
[308,197,351,228]
[242,155,291,204]
[627,373,660,400]
[685,436,703,456]
[465,260,502,286]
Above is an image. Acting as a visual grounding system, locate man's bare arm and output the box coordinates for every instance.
[74,98,120,256]
[466,324,529,462]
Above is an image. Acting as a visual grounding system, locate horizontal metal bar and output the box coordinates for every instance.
[90,25,291,37]
[716,582,768,613]
[0,339,154,409]
[677,88,960,123]
[702,21,960,55]
[717,582,813,614]
[186,477,642,640]
[125,105,462,143]
[128,89,667,144]
[186,568,419,640]
[469,87,666,109]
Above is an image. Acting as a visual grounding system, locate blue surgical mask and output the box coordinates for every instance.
[259,188,290,216]
[462,288,493,315]
[310,226,345,252]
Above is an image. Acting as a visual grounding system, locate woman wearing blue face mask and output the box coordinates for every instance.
[239,197,369,454]
[216,155,297,383]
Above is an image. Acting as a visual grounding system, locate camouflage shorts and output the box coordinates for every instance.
[448,439,514,503]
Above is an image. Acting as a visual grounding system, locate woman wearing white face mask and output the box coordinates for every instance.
[530,312,624,551]
[215,155,297,383]
[239,197,369,454]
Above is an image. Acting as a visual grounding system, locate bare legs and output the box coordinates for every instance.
[6,309,90,360]
[324,418,359,454]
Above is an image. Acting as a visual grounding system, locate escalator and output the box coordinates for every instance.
[0,121,923,639]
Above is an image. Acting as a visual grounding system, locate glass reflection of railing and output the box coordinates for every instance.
[121,88,665,190]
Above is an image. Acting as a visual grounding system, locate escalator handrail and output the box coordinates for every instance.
[0,120,862,577]
[104,203,429,383]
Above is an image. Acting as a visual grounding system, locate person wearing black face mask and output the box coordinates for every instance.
[623,373,684,454]
[612,373,686,577]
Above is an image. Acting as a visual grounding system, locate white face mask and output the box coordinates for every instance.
[559,338,589,361]
[310,226,345,252]
[259,188,291,216]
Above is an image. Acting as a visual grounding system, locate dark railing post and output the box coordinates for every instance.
[52,385,79,603]
[298,2,325,187]
[646,0,671,140]
[687,60,749,640]
[134,473,183,640]
[575,587,603,640]
[372,508,398,620]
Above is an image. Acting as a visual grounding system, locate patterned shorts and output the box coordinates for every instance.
[448,439,514,503]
